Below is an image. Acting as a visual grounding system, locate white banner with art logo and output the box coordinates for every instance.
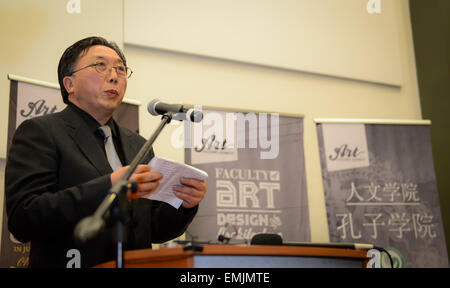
[185,109,310,243]
[316,120,449,267]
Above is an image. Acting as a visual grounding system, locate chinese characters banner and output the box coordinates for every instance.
[316,122,449,267]
[185,109,310,243]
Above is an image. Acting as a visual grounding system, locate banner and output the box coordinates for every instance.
[185,109,310,243]
[316,121,449,267]
[0,76,139,268]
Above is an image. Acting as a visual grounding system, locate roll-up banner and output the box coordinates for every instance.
[185,108,310,243]
[315,119,449,267]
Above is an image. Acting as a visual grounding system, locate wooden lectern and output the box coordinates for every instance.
[95,244,369,268]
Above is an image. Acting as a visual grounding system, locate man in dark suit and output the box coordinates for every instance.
[5,36,206,267]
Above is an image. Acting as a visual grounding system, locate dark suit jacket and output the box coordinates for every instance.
[5,105,197,267]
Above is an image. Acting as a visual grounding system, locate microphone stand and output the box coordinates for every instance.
[74,113,174,268]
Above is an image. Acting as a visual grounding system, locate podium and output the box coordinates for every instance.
[95,244,369,268]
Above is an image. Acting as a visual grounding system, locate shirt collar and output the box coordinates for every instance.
[68,102,117,137]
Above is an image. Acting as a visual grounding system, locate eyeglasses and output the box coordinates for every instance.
[69,61,133,79]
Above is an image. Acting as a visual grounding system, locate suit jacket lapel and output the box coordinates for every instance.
[60,106,112,176]
[118,125,141,165]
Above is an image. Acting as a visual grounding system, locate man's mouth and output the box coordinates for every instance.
[105,89,119,97]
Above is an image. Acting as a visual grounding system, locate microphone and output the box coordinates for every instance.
[147,99,203,122]
[217,234,231,244]
[250,233,283,245]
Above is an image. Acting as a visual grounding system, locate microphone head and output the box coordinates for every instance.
[147,100,203,122]
[186,108,203,123]
[147,99,161,116]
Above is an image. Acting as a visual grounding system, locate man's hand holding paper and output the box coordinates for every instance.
[173,177,207,209]
[147,157,208,209]
[111,164,163,200]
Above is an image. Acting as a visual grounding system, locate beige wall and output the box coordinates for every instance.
[0,0,123,157]
[124,0,403,86]
[0,0,421,246]
[0,0,123,248]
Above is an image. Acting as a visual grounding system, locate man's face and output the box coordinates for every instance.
[64,45,127,123]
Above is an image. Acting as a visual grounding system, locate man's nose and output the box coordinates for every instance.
[107,67,119,83]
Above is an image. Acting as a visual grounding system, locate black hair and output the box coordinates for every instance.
[57,36,127,103]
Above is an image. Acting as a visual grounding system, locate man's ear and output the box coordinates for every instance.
[63,76,74,95]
